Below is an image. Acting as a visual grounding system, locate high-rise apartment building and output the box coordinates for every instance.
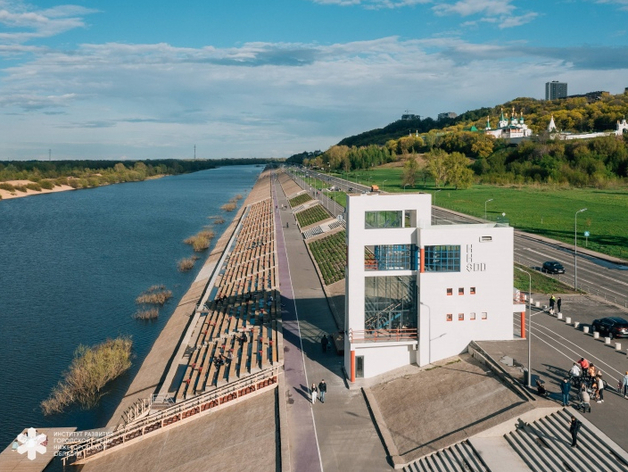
[545,81,568,100]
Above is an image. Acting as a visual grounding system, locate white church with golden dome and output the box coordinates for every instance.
[484,107,533,139]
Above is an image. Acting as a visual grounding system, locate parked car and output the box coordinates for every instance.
[591,317,628,338]
[542,261,565,274]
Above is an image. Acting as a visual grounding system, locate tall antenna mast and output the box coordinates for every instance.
[194,144,196,160]
[49,149,51,161]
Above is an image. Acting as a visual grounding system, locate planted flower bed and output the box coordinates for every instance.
[296,205,331,228]
[289,193,313,207]
[308,230,347,285]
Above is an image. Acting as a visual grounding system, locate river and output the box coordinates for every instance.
[0,165,263,453]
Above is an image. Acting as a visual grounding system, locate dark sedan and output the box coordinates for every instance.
[591,317,628,339]
[542,261,565,274]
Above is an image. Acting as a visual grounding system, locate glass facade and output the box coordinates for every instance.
[365,211,403,229]
[365,244,417,271]
[424,245,460,272]
[364,275,416,330]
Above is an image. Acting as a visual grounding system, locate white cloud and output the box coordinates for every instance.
[433,0,515,16]
[596,0,628,10]
[310,0,431,8]
[497,12,538,28]
[1,37,627,160]
[0,1,97,43]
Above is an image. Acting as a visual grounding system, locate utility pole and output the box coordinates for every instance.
[194,145,196,160]
[49,149,51,161]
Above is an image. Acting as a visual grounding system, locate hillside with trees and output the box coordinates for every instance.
[303,91,628,189]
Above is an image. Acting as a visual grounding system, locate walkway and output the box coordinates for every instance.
[273,172,391,472]
[0,427,76,472]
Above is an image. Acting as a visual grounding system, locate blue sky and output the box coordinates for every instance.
[1,0,627,161]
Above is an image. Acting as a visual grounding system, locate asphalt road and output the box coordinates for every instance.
[515,295,628,451]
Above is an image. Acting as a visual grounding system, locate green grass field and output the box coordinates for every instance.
[322,167,628,259]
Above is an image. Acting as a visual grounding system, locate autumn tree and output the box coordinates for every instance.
[444,152,474,189]
[424,149,448,187]
[401,155,420,188]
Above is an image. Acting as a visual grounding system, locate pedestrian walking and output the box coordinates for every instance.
[321,334,329,353]
[549,294,556,314]
[621,371,628,398]
[311,383,318,404]
[579,384,591,413]
[560,377,572,407]
[318,379,327,403]
[557,297,562,313]
[569,416,582,447]
[596,374,604,403]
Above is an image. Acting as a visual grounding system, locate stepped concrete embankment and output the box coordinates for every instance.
[106,169,273,427]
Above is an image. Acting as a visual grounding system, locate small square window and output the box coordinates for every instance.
[470,287,476,295]
[447,288,453,296]
[481,312,488,320]
[458,313,464,321]
[446,313,453,322]
[470,312,476,320]
[458,287,464,295]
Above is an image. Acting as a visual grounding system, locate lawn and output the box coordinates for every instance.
[321,167,628,259]
[514,264,576,295]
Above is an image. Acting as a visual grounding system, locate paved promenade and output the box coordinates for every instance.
[273,176,391,472]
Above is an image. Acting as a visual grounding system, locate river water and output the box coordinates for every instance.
[0,165,262,452]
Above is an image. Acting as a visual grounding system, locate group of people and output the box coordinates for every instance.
[564,358,607,411]
[310,379,327,404]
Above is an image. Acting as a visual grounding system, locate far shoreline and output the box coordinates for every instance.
[0,175,167,201]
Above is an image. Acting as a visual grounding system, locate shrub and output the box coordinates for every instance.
[14,185,27,193]
[221,202,237,212]
[133,308,159,320]
[213,217,225,224]
[26,182,42,191]
[184,229,214,252]
[40,180,55,190]
[177,256,198,272]
[41,337,132,415]
[0,182,15,192]
[136,286,172,305]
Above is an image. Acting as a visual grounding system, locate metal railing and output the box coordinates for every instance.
[349,328,418,343]
[61,366,280,465]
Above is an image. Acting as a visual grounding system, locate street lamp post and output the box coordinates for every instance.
[383,179,388,192]
[484,198,494,220]
[434,189,441,206]
[574,208,587,290]
[515,267,532,388]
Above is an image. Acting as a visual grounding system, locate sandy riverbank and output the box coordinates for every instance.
[0,175,169,201]
[0,180,75,200]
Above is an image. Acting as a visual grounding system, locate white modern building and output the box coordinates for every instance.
[344,193,524,381]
